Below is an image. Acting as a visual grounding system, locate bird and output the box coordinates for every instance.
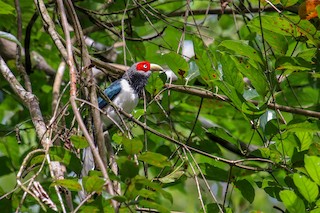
[81,61,164,177]
[98,61,164,128]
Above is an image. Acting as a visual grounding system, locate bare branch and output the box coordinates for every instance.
[0,56,48,147]
[55,0,116,206]
[166,6,297,17]
[164,84,320,119]
[33,0,68,61]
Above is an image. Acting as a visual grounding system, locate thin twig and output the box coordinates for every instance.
[16,149,47,211]
[185,149,224,213]
[182,148,206,212]
[52,61,66,114]
[72,192,95,213]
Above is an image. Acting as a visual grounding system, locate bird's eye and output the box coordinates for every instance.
[136,61,150,72]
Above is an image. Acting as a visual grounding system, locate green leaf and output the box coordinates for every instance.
[185,61,200,82]
[0,137,20,168]
[135,177,173,203]
[122,137,143,155]
[0,156,13,176]
[193,36,218,85]
[311,208,320,213]
[49,146,82,174]
[199,163,229,181]
[276,56,313,74]
[126,40,146,59]
[139,200,170,213]
[78,205,100,213]
[111,133,123,145]
[293,173,319,203]
[281,0,299,7]
[138,152,171,168]
[218,15,234,30]
[248,15,316,37]
[296,132,313,151]
[159,171,185,183]
[215,80,246,111]
[146,72,165,96]
[230,56,268,96]
[262,30,288,55]
[296,48,317,62]
[218,40,263,65]
[117,157,139,180]
[287,121,320,133]
[83,175,105,193]
[138,188,157,200]
[280,190,306,213]
[305,155,320,186]
[70,135,89,149]
[217,52,244,93]
[243,22,288,55]
[41,85,52,93]
[241,102,266,119]
[264,186,282,201]
[163,52,189,78]
[29,154,45,166]
[207,127,239,149]
[235,179,255,203]
[102,191,126,202]
[0,2,14,15]
[54,179,82,191]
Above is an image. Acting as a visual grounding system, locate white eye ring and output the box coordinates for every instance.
[143,64,148,69]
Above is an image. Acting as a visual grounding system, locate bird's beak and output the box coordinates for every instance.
[150,64,164,72]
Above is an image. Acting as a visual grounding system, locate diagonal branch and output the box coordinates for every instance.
[55,0,117,207]
[33,0,68,61]
[0,56,48,148]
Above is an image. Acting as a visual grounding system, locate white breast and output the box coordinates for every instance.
[102,79,139,127]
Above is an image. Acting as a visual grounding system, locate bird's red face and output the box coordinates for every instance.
[136,61,151,72]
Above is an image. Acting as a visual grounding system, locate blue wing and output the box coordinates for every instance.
[98,79,122,109]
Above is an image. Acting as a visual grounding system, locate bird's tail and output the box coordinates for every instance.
[79,146,95,200]
[81,146,95,177]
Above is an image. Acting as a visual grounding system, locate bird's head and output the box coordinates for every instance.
[122,61,164,94]
[124,61,164,79]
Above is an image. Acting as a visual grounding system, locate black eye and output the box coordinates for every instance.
[143,64,148,69]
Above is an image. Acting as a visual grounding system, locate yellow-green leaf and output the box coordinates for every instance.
[54,179,82,191]
[138,152,171,168]
[293,173,318,203]
[305,155,320,186]
[280,190,306,213]
[122,137,143,155]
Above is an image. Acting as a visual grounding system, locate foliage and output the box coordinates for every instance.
[0,0,320,212]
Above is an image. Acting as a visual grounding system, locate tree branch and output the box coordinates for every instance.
[56,0,117,207]
[166,6,297,17]
[0,56,48,148]
[164,84,320,119]
[33,0,68,61]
